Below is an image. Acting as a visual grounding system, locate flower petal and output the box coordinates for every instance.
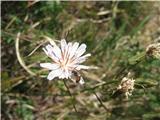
[43,45,59,62]
[67,43,73,56]
[53,45,62,59]
[59,69,71,79]
[80,53,91,58]
[75,44,87,57]
[72,53,91,64]
[61,39,67,54]
[62,42,69,60]
[75,65,90,70]
[69,42,79,58]
[40,63,59,70]
[64,69,71,79]
[47,68,63,80]
[46,44,61,59]
[42,48,49,56]
[59,70,66,79]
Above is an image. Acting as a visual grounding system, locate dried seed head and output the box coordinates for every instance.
[117,72,135,99]
[146,43,160,59]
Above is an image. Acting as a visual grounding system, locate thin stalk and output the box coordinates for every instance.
[63,79,78,113]
[93,92,108,112]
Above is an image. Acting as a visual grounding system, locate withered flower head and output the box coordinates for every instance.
[117,72,135,99]
[146,43,160,59]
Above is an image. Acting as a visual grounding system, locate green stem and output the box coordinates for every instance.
[63,79,78,113]
[93,92,108,112]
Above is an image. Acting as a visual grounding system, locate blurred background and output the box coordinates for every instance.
[1,1,160,120]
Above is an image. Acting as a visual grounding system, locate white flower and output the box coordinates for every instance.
[40,39,91,84]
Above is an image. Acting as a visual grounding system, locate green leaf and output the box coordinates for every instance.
[128,52,146,65]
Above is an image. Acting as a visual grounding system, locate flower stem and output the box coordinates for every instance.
[63,79,78,113]
[93,92,108,112]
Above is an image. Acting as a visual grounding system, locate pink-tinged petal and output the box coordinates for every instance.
[40,63,59,70]
[63,42,71,60]
[44,45,59,62]
[61,39,67,54]
[75,65,90,70]
[75,44,87,57]
[67,43,73,58]
[62,42,68,59]
[47,68,63,80]
[46,44,61,60]
[72,53,91,64]
[69,42,79,59]
[53,45,62,59]
[45,44,54,55]
[79,53,91,58]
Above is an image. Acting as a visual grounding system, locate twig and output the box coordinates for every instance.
[81,80,118,92]
[135,83,146,94]
[27,41,47,57]
[3,31,31,42]
[27,0,40,8]
[15,32,36,76]
[5,17,16,30]
[93,92,108,112]
[57,110,70,120]
[62,79,78,113]
[114,59,143,80]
